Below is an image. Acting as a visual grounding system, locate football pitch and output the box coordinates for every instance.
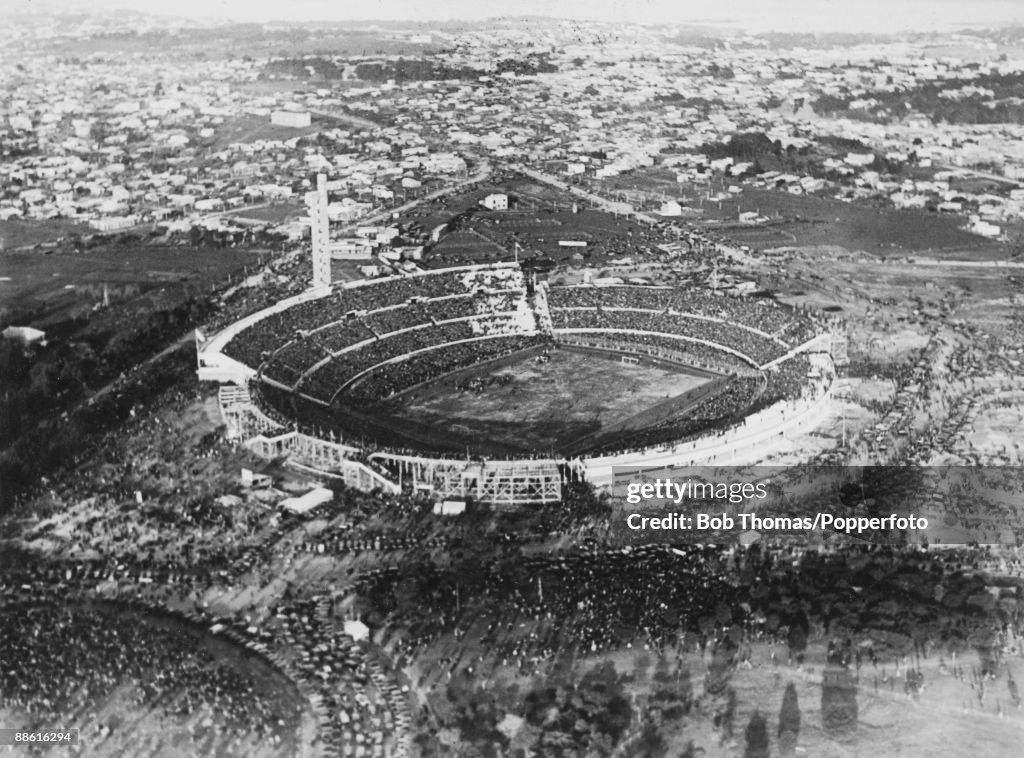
[387,348,709,454]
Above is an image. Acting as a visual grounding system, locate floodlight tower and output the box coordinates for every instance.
[307,173,331,289]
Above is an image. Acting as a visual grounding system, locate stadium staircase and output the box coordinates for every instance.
[531,281,555,336]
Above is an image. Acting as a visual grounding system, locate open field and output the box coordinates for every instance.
[385,348,709,454]
[0,245,265,330]
[702,186,1008,256]
[593,169,1010,257]
[428,206,670,267]
[427,228,509,263]
[399,173,553,235]
[222,201,305,224]
[206,114,322,149]
[403,175,674,267]
[0,218,93,251]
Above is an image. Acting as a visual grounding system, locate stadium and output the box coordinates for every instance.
[194,173,836,505]
[198,259,836,505]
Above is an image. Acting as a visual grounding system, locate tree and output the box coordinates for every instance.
[744,711,770,758]
[777,682,800,756]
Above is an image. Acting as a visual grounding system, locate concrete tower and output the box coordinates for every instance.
[307,173,331,289]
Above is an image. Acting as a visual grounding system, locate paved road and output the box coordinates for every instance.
[514,164,639,217]
[308,108,382,132]
[935,163,1021,187]
[338,161,493,233]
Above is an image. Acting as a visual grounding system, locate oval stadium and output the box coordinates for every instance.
[198,259,836,505]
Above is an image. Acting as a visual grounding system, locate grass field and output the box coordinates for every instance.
[701,186,1008,256]
[222,201,304,224]
[0,245,265,330]
[406,176,671,267]
[387,349,709,454]
[0,218,93,250]
[427,207,669,267]
[206,115,322,149]
[593,168,1010,257]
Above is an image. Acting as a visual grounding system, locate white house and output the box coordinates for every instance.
[659,200,682,217]
[481,193,508,211]
[2,325,46,345]
[280,486,333,514]
[845,151,875,167]
[330,238,375,260]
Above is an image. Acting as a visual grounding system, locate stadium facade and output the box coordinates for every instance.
[199,261,836,505]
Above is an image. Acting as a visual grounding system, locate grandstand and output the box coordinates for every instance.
[199,263,834,504]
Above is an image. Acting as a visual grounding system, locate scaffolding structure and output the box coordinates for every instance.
[370,453,564,505]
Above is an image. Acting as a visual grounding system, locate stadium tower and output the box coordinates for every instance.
[306,173,331,289]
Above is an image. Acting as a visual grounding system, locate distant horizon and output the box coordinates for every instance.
[8,0,1024,35]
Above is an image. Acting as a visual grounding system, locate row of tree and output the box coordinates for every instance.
[813,70,1024,125]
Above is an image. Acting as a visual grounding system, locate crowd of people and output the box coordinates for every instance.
[252,334,550,451]
[255,291,535,388]
[219,267,835,466]
[0,599,304,756]
[466,207,672,263]
[243,282,833,460]
[345,334,547,404]
[357,544,738,673]
[550,307,786,365]
[223,265,524,370]
[583,375,766,455]
[2,473,421,758]
[546,284,821,348]
[761,355,824,406]
[297,319,531,402]
[226,269,826,403]
[561,333,752,375]
[255,597,408,758]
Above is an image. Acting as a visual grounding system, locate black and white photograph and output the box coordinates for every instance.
[2,0,1024,755]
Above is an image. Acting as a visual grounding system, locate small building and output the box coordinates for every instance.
[330,238,375,260]
[481,193,508,211]
[659,200,682,216]
[2,325,47,346]
[393,245,424,261]
[970,218,1001,238]
[280,486,333,514]
[9,114,33,131]
[240,468,272,488]
[433,499,467,516]
[343,619,370,641]
[845,151,875,167]
[91,215,138,232]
